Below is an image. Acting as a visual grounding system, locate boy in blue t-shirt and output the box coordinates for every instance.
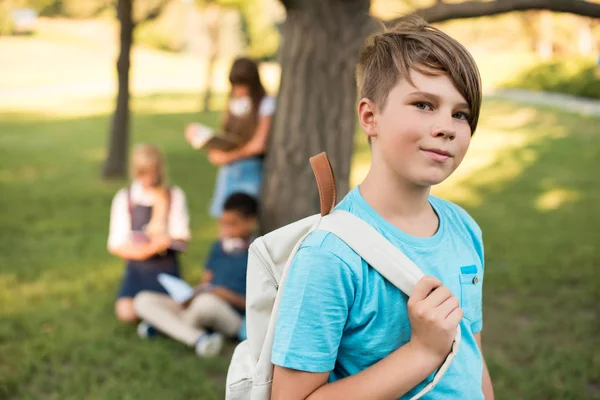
[134,193,257,357]
[271,16,494,399]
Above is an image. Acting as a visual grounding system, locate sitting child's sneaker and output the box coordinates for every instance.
[137,321,158,339]
[195,332,223,357]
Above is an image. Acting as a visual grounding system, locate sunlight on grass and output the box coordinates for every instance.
[0,259,122,315]
[0,165,59,184]
[535,187,581,211]
[81,147,107,163]
[1,92,598,399]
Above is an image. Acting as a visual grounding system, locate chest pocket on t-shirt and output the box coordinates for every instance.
[458,264,482,324]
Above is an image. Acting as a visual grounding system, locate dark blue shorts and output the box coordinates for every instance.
[117,264,180,299]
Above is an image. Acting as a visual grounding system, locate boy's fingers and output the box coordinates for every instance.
[436,296,460,319]
[410,276,442,302]
[445,307,464,327]
[421,285,453,308]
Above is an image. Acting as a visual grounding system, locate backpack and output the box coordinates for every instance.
[225,152,461,400]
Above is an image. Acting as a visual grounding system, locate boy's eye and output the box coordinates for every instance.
[414,102,433,111]
[453,112,470,121]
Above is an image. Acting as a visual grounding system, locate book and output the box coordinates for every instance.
[157,273,214,304]
[186,123,242,152]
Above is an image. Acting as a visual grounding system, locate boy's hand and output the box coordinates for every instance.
[407,276,463,363]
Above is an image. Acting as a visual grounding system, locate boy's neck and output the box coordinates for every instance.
[360,162,436,232]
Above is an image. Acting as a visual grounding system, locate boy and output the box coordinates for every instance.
[271,16,494,399]
[134,193,258,357]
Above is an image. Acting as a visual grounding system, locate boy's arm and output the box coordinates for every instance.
[273,341,442,400]
[272,276,463,400]
[475,333,495,400]
[211,286,246,310]
[201,269,213,284]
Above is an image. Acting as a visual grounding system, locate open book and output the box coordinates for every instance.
[157,273,213,304]
[186,123,242,152]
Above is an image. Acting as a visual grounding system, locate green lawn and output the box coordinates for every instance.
[1,94,599,399]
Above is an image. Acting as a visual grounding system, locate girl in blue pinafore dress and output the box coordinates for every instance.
[107,144,191,323]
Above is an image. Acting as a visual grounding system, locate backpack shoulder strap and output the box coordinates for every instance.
[317,210,461,400]
[309,152,336,216]
[318,210,423,295]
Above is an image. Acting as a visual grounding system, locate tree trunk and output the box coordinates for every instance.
[103,0,134,179]
[536,11,553,60]
[202,4,221,112]
[577,17,593,55]
[260,0,374,233]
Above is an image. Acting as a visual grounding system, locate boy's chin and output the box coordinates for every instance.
[412,171,452,187]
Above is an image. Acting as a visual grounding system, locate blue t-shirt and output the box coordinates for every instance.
[272,187,485,399]
[206,240,248,297]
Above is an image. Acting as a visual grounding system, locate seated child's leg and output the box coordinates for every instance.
[182,293,243,338]
[134,291,205,346]
[115,297,137,323]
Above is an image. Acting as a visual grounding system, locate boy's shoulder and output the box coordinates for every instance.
[429,195,482,238]
[295,229,364,280]
[301,230,362,265]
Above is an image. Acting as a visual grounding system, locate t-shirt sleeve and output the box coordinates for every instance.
[107,189,131,251]
[271,246,356,373]
[205,241,221,273]
[471,226,484,333]
[258,95,276,117]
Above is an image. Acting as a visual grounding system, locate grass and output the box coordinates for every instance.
[1,93,599,399]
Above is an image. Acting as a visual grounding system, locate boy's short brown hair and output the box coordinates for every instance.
[356,15,482,134]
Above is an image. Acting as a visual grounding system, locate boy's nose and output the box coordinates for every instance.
[431,116,456,140]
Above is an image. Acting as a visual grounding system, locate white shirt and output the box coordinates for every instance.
[107,181,191,251]
[258,95,276,117]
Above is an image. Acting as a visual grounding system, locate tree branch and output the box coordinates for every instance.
[387,0,600,24]
[136,0,170,25]
[278,0,298,10]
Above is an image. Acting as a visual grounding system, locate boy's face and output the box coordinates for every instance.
[218,210,256,239]
[359,69,473,187]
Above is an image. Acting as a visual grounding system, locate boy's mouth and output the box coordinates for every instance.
[421,147,452,162]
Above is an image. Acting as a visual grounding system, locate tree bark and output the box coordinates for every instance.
[202,4,221,112]
[577,17,594,55]
[394,0,600,24]
[103,0,134,179]
[260,0,374,233]
[536,11,553,60]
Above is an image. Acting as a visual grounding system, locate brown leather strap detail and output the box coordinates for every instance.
[309,152,337,216]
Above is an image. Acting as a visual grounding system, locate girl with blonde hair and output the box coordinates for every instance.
[107,144,191,323]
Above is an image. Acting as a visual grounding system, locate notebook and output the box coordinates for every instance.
[157,273,213,304]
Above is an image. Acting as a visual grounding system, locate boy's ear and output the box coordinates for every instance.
[358,98,377,139]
